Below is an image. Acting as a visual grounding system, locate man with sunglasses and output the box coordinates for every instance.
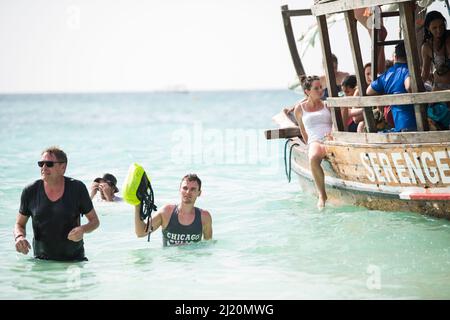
[14,147,100,261]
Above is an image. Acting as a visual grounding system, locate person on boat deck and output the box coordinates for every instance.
[134,174,212,246]
[293,75,333,209]
[340,75,359,132]
[354,62,394,132]
[421,11,450,91]
[351,64,370,133]
[320,54,350,100]
[366,41,416,132]
[14,147,100,261]
[90,173,122,202]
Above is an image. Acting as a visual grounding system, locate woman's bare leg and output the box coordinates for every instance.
[309,142,327,209]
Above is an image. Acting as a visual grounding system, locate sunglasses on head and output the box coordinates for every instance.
[38,161,65,168]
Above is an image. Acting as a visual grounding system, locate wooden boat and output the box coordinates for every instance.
[267,0,450,218]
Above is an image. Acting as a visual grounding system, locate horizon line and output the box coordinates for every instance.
[0,87,294,96]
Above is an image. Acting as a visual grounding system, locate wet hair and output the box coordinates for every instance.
[180,173,202,191]
[423,10,448,49]
[395,41,407,59]
[341,75,357,89]
[299,75,320,91]
[41,146,67,163]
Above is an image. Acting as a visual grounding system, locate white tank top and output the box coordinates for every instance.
[301,102,332,144]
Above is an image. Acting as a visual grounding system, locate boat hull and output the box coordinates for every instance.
[292,155,450,218]
[283,127,450,219]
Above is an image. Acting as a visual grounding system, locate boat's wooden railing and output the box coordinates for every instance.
[309,0,435,133]
[326,90,450,107]
[311,0,411,16]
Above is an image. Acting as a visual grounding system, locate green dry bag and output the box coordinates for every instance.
[122,163,157,241]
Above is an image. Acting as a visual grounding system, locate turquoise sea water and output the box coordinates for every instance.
[0,90,449,300]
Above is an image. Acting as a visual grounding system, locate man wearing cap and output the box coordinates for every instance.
[90,173,122,202]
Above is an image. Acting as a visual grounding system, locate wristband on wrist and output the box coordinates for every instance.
[15,234,24,241]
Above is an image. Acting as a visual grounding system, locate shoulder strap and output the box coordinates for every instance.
[300,100,308,112]
[194,207,203,230]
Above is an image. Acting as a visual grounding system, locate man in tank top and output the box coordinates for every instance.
[134,174,212,246]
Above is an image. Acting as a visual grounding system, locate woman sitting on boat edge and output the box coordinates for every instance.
[293,75,333,209]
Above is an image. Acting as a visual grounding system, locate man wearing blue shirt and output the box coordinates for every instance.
[367,41,416,132]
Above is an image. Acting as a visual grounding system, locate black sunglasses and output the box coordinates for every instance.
[38,161,66,168]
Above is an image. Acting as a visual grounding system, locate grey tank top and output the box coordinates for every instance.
[162,206,203,246]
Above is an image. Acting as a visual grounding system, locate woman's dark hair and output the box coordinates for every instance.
[423,10,448,49]
[299,75,320,91]
[341,75,357,89]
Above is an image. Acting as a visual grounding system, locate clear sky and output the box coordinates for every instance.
[0,0,448,93]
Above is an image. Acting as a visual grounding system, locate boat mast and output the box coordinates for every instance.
[398,1,428,130]
[316,13,345,131]
[280,5,310,79]
[343,9,377,132]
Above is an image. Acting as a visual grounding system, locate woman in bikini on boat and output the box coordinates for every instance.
[293,75,333,209]
[421,11,450,91]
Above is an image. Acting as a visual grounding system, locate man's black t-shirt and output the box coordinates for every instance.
[19,177,94,261]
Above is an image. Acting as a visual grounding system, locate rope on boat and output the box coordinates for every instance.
[284,139,299,183]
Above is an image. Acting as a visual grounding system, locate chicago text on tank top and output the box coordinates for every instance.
[163,206,203,246]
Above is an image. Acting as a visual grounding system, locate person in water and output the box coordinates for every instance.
[293,75,333,209]
[90,173,122,202]
[134,174,212,246]
[421,10,450,91]
[14,147,100,261]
